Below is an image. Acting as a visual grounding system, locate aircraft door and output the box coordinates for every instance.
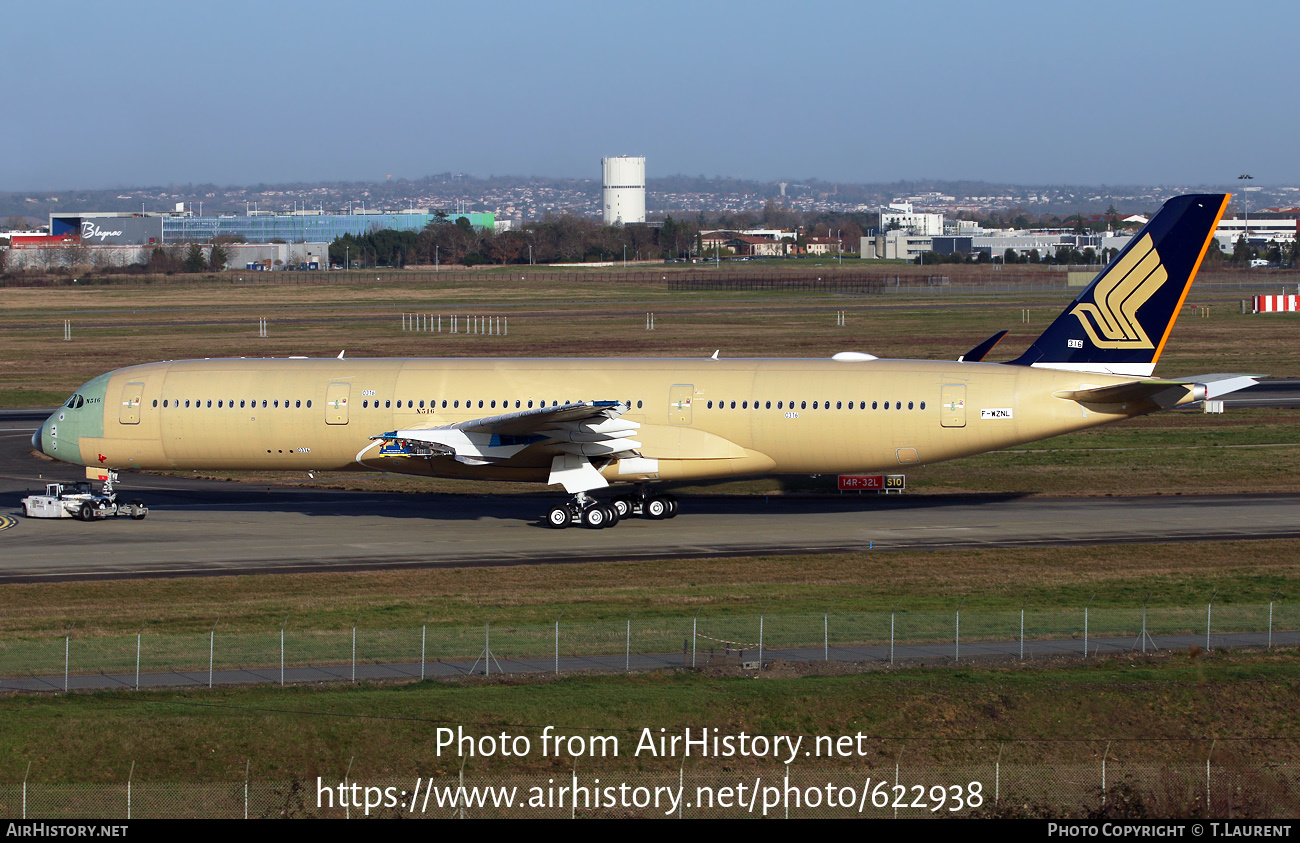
[326,383,350,425]
[669,384,694,425]
[940,384,966,428]
[119,382,145,425]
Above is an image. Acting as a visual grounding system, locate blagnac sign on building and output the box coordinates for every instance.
[50,214,162,246]
[80,222,123,242]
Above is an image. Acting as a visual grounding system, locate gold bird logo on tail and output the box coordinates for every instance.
[1068,233,1166,349]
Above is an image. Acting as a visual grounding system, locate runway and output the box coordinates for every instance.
[3,401,1300,582]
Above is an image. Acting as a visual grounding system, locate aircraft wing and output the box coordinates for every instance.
[360,401,642,466]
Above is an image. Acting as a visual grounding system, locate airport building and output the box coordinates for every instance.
[48,209,494,247]
[4,240,329,272]
[602,156,646,225]
[879,202,944,236]
[1214,217,1297,247]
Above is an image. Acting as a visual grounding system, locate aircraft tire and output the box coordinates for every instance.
[665,497,679,518]
[611,497,632,519]
[546,506,571,529]
[644,497,668,520]
[582,506,609,529]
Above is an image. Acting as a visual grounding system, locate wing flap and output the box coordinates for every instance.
[365,401,642,465]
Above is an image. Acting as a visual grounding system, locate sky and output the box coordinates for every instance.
[3,0,1296,191]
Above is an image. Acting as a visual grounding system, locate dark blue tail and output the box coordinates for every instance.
[1007,193,1229,376]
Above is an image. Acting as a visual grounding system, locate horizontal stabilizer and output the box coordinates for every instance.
[1055,380,1199,409]
[1168,373,1262,399]
[1055,373,1261,410]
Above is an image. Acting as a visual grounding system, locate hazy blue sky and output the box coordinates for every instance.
[4,0,1294,190]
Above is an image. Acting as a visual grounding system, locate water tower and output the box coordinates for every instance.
[601,156,645,225]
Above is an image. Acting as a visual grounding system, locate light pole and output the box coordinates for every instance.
[837,229,842,265]
[1238,174,1254,264]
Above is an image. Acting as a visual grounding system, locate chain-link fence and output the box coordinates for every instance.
[2,600,1297,692]
[3,741,1297,818]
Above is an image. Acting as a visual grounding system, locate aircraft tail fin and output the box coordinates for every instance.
[1006,193,1230,377]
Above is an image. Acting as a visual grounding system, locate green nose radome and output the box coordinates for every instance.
[41,373,110,464]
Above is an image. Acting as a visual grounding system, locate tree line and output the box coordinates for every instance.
[327,205,878,269]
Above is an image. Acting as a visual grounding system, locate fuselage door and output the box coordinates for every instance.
[669,384,694,425]
[940,384,966,428]
[326,383,350,425]
[119,382,144,425]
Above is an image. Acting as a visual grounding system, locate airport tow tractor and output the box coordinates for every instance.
[20,468,147,521]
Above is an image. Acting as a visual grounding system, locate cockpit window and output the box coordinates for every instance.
[65,394,84,409]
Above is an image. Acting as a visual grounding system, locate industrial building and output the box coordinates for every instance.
[601,156,646,224]
[48,208,494,247]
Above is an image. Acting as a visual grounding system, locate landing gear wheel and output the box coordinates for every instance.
[582,505,610,529]
[546,505,571,529]
[665,496,679,518]
[611,497,632,519]
[78,503,94,522]
[644,497,668,520]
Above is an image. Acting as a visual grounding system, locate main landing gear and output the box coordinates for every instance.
[544,488,679,529]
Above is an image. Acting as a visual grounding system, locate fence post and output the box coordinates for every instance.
[1269,590,1280,649]
[1207,589,1218,652]
[995,744,1003,808]
[65,624,73,693]
[209,619,218,688]
[955,596,965,662]
[824,602,836,661]
[890,600,900,665]
[1084,594,1095,658]
[280,618,287,686]
[692,609,700,668]
[1101,742,1110,805]
[1206,739,1215,813]
[555,610,565,675]
[1019,600,1026,660]
[626,615,632,672]
[126,761,134,820]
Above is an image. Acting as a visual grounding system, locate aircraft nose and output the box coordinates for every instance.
[31,423,41,451]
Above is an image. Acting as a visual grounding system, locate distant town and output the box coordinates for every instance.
[2,170,1296,272]
[4,173,1299,225]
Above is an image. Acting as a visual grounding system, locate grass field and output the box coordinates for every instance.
[1,539,1297,636]
[3,265,1297,407]
[5,270,1300,807]
[6,652,1300,784]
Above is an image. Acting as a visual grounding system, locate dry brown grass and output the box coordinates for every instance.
[0,539,1294,636]
[5,269,1298,406]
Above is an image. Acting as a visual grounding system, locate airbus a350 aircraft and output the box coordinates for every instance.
[33,193,1257,528]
